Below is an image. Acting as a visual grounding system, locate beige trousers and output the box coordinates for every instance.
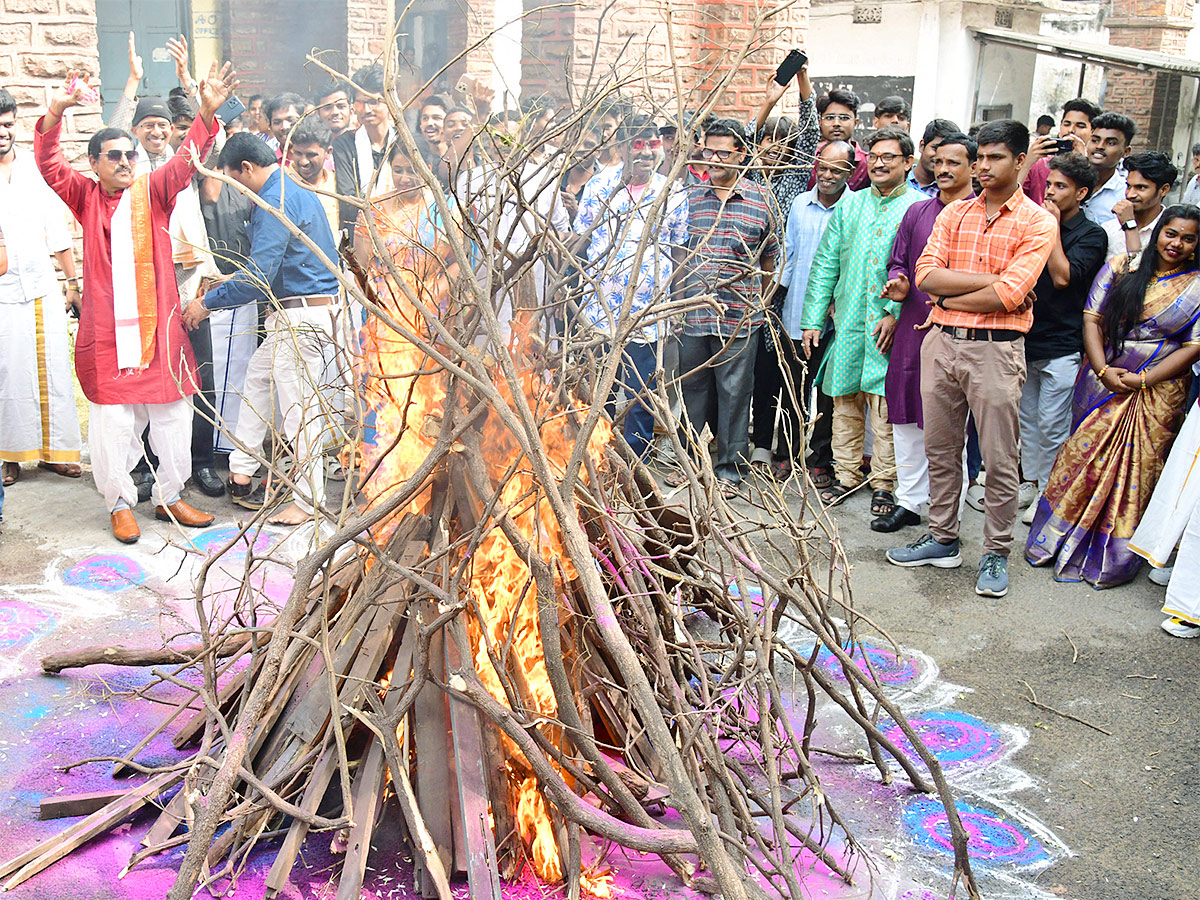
[832,392,895,491]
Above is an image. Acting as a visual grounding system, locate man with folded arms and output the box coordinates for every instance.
[886,120,1055,599]
[183,133,341,528]
[34,64,236,543]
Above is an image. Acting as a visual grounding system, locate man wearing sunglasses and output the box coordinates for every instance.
[574,115,688,461]
[34,62,238,545]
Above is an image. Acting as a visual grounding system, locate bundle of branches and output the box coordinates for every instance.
[2,11,980,900]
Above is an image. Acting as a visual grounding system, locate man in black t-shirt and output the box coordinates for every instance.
[1019,152,1108,523]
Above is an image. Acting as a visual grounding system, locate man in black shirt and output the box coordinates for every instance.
[1019,152,1108,523]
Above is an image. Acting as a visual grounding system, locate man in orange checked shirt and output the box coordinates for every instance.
[886,119,1056,600]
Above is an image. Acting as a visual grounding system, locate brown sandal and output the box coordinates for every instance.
[2,461,18,486]
[38,461,82,478]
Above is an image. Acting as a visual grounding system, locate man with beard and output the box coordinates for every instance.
[573,115,688,460]
[1102,151,1176,258]
[800,127,923,516]
[0,88,83,489]
[418,94,450,158]
[875,132,976,533]
[35,63,237,543]
[288,117,340,238]
[907,119,960,197]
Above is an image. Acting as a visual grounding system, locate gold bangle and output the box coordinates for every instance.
[1141,372,1148,390]
[1096,365,1109,380]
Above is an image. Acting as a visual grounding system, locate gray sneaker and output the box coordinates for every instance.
[976,553,1009,597]
[886,533,962,568]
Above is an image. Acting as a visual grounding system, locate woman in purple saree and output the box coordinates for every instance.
[1026,206,1200,588]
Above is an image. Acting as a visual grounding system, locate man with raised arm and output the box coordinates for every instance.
[34,63,237,544]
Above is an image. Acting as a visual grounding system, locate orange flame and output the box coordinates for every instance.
[356,200,612,887]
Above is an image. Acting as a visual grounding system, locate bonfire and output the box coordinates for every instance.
[0,19,982,900]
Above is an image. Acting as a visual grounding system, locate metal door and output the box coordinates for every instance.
[96,0,189,121]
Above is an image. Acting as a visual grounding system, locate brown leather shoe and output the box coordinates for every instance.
[111,509,140,544]
[154,500,216,528]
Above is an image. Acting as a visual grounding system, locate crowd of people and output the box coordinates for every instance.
[1,35,1199,640]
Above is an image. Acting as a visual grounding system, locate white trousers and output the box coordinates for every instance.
[892,423,930,512]
[892,421,971,515]
[0,293,82,463]
[1019,354,1080,492]
[227,305,335,515]
[209,303,260,455]
[89,398,192,512]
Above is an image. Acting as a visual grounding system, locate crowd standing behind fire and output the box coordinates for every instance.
[2,33,1200,639]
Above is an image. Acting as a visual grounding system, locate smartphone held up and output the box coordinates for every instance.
[774,49,808,86]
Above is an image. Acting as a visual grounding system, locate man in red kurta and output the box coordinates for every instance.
[35,64,238,543]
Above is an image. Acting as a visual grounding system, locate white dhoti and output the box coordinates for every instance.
[89,398,192,512]
[227,304,336,515]
[1130,401,1200,623]
[0,292,82,464]
[209,303,259,454]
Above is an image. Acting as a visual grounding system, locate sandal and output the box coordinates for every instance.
[2,462,19,486]
[871,490,895,516]
[808,465,834,489]
[717,479,741,499]
[663,469,689,488]
[772,459,793,480]
[819,482,851,507]
[38,461,82,478]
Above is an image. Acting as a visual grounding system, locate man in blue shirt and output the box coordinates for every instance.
[772,141,854,482]
[183,132,341,526]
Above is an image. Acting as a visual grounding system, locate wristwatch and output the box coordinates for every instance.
[1122,219,1138,231]
[935,296,948,309]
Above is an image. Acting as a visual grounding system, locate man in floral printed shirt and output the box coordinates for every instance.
[574,115,689,459]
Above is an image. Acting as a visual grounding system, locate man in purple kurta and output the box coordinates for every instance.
[874,133,977,532]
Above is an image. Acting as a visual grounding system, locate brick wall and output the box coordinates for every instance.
[346,0,390,73]
[225,0,349,100]
[2,0,102,166]
[1105,0,1194,150]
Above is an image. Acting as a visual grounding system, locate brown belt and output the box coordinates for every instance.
[276,294,336,309]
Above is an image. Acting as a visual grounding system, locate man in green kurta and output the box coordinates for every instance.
[801,127,924,511]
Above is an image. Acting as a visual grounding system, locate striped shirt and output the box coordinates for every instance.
[684,178,780,338]
[915,189,1057,332]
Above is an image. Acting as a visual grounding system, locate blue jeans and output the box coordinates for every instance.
[604,341,658,461]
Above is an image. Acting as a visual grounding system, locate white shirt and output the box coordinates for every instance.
[1183,174,1200,206]
[1083,169,1127,226]
[1102,209,1162,261]
[0,150,73,304]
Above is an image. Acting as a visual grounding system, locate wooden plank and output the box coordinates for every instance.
[413,601,453,898]
[39,790,129,821]
[334,729,388,900]
[173,667,248,749]
[263,743,339,896]
[445,621,502,900]
[142,783,189,848]
[0,770,182,888]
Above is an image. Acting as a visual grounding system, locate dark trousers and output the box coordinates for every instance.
[605,340,658,461]
[775,330,834,469]
[677,330,758,484]
[135,320,216,474]
[751,325,782,456]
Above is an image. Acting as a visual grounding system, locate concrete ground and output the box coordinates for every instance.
[0,459,1194,900]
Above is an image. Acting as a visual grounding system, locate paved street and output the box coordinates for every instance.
[0,461,1194,900]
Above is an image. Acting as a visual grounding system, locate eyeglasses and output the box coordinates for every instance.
[630,138,662,152]
[867,152,904,164]
[699,147,739,161]
[104,149,139,164]
[821,114,854,123]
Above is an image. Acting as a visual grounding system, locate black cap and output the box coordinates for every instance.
[132,97,171,126]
